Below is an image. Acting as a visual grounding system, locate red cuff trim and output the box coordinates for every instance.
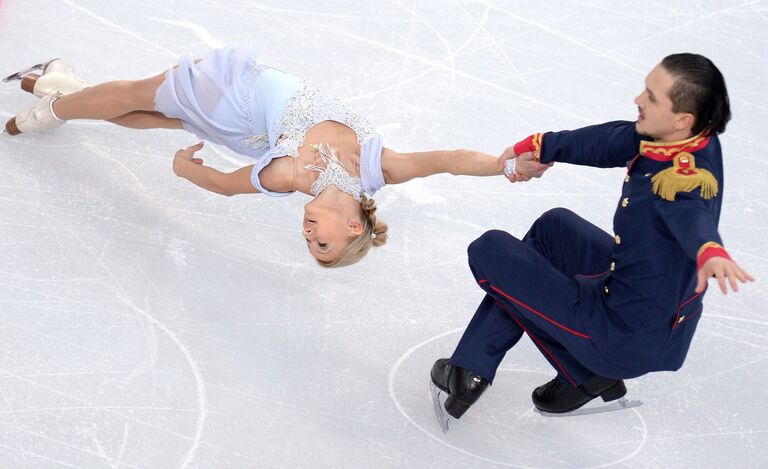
[513,133,542,160]
[697,246,731,269]
[513,135,535,155]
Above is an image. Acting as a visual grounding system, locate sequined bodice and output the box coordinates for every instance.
[242,67,383,198]
[246,82,376,159]
[306,144,363,201]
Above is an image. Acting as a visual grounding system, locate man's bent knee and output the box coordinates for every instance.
[529,207,579,233]
[468,229,514,260]
[536,207,576,225]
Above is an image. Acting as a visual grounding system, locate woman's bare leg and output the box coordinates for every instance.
[108,111,183,130]
[52,73,167,121]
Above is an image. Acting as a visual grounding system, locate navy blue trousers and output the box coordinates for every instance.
[450,208,614,387]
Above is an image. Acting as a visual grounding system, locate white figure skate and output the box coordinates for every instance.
[4,58,88,97]
[5,93,64,135]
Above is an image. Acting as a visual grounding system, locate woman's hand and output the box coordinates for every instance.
[173,142,205,177]
[170,142,258,196]
[696,256,754,294]
[497,147,553,183]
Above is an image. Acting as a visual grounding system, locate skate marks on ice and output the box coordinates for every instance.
[0,228,210,467]
[389,329,648,468]
[149,18,225,50]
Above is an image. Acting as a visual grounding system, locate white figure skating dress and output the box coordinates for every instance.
[154,47,385,197]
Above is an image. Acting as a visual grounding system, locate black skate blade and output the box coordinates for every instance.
[430,381,451,433]
[535,397,643,417]
[3,63,46,82]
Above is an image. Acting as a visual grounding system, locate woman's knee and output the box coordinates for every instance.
[127,73,166,111]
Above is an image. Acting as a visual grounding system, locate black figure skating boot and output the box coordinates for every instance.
[532,375,626,414]
[5,93,65,135]
[4,58,88,97]
[431,358,489,419]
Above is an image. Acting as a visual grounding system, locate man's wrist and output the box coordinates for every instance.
[513,133,543,162]
[697,242,731,269]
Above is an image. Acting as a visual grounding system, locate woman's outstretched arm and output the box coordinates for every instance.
[173,143,260,196]
[381,148,501,184]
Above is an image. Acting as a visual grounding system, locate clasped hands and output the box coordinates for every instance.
[497,146,553,183]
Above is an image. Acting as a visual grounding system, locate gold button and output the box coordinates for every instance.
[645,173,653,177]
[610,261,616,272]
[604,286,610,294]
[614,234,621,244]
[624,175,630,183]
[621,198,629,208]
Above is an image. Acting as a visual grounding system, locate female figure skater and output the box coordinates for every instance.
[5,47,506,267]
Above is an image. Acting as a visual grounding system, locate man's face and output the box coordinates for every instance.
[634,64,691,140]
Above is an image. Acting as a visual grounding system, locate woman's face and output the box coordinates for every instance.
[303,200,362,263]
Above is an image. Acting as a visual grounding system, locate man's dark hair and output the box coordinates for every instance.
[661,53,731,135]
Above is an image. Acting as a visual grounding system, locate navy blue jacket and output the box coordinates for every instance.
[538,120,728,375]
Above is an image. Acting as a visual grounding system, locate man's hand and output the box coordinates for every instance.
[497,147,553,183]
[696,256,754,294]
[173,142,205,177]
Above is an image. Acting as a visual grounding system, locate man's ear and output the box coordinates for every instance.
[675,112,695,133]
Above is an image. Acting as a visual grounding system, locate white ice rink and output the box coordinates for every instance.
[1,0,767,467]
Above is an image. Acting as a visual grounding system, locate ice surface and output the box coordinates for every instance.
[1,1,767,467]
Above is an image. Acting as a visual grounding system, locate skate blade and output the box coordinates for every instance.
[430,381,451,433]
[3,63,46,82]
[535,397,643,417]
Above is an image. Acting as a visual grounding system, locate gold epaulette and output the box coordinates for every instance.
[651,152,718,201]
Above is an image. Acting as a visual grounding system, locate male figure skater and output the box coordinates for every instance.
[431,53,754,430]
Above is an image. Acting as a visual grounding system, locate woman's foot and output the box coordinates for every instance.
[20,59,88,97]
[5,93,65,135]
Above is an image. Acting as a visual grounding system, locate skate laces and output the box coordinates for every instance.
[542,377,566,398]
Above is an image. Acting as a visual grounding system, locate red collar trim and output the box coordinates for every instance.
[639,133,711,162]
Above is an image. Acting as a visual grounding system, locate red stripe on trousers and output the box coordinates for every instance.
[477,280,590,340]
[495,301,578,387]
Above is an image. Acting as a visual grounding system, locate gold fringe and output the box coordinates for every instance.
[651,166,719,201]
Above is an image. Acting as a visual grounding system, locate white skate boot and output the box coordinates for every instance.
[5,92,65,135]
[4,59,88,97]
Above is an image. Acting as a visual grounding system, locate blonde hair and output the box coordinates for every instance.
[317,195,388,268]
